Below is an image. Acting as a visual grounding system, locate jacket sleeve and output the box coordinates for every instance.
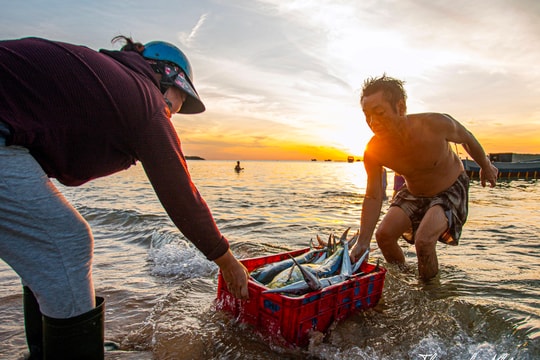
[133,110,229,261]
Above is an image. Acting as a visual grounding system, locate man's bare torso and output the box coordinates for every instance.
[367,113,464,196]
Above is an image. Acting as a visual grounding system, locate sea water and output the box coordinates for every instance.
[0,160,538,359]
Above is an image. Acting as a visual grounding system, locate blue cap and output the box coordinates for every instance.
[142,41,205,114]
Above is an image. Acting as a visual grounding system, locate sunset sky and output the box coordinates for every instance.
[2,0,539,160]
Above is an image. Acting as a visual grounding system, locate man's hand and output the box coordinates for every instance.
[214,249,249,300]
[480,162,498,188]
[349,242,370,264]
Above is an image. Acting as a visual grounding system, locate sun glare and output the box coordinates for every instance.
[336,130,370,158]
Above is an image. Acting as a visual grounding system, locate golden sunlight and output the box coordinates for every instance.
[313,120,372,159]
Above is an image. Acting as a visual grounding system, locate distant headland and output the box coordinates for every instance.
[185,156,205,160]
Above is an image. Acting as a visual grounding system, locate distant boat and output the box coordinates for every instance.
[311,158,317,161]
[462,153,540,180]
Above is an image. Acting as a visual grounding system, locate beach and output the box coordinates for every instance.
[1,160,538,359]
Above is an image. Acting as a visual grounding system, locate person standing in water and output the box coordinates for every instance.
[234,161,244,172]
[350,74,498,280]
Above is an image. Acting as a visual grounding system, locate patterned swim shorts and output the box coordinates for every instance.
[390,172,470,245]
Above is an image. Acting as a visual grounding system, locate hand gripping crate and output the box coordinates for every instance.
[216,248,386,347]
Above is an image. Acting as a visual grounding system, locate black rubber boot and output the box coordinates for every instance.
[42,297,105,360]
[23,286,43,360]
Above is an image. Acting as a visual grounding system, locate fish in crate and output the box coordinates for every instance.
[216,228,386,347]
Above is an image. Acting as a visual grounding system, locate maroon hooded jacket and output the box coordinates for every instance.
[0,37,228,260]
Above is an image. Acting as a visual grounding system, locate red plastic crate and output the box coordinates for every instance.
[216,248,386,347]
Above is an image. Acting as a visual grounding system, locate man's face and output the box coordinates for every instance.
[361,91,397,135]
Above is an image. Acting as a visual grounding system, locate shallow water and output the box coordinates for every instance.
[1,160,538,359]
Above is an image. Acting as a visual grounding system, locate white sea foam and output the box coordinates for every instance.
[147,243,218,279]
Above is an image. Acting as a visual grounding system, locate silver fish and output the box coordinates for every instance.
[316,228,350,256]
[347,229,359,248]
[267,237,345,288]
[312,238,346,278]
[263,249,369,295]
[265,248,333,288]
[250,248,326,284]
[340,236,352,276]
[252,228,361,287]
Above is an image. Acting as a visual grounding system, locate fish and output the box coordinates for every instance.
[347,229,359,248]
[250,248,326,284]
[251,228,361,288]
[263,255,322,295]
[308,228,353,278]
[340,236,352,276]
[265,231,351,288]
[263,248,370,295]
[265,248,329,289]
[313,235,327,249]
[316,228,350,255]
[317,228,359,251]
[311,243,344,277]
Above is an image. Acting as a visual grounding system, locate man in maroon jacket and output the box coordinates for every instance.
[0,36,248,359]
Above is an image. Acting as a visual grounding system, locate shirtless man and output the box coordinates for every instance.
[349,75,498,280]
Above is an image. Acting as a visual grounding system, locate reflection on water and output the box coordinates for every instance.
[0,161,538,359]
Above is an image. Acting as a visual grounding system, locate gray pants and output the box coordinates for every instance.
[0,122,95,318]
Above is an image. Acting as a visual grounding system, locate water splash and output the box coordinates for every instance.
[147,242,217,280]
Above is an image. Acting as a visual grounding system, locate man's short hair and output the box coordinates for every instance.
[361,74,407,112]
